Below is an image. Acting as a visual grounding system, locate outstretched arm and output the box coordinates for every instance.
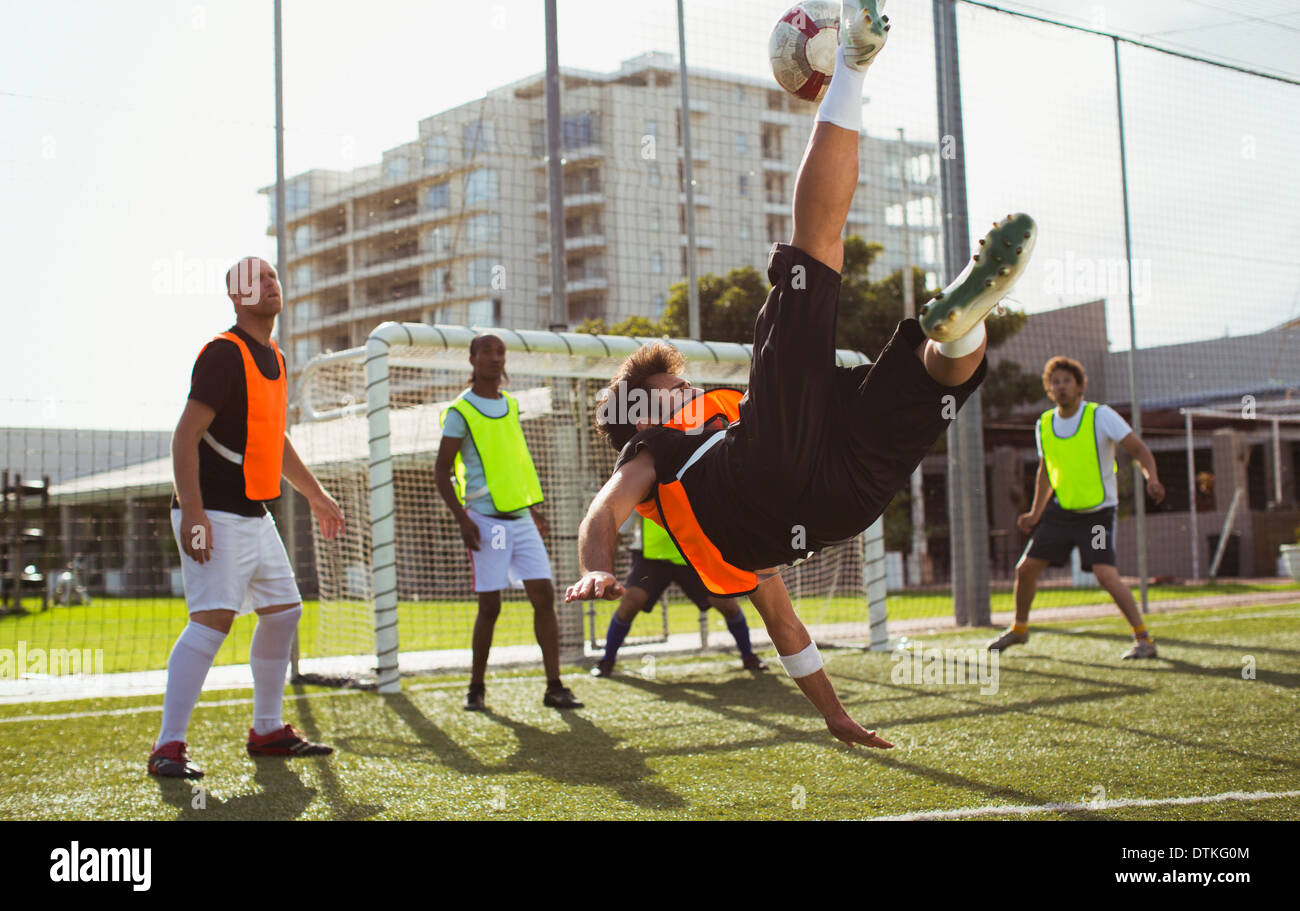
[565,450,656,603]
[748,573,893,749]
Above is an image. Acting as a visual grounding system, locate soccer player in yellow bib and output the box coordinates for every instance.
[988,356,1166,659]
[435,333,582,711]
[590,514,768,678]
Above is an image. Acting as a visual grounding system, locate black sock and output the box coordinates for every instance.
[468,682,485,695]
[546,678,563,691]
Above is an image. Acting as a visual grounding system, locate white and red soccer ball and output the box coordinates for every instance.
[769,0,842,102]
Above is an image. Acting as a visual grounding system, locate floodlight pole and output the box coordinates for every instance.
[677,0,701,339]
[273,0,300,676]
[544,0,568,331]
[1114,38,1148,614]
[933,0,990,626]
[898,127,929,587]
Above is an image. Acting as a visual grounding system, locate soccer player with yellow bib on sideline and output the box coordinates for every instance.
[988,355,1166,659]
[434,333,583,712]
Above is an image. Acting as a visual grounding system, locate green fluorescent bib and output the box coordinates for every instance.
[643,515,687,565]
[442,391,544,513]
[1039,402,1109,511]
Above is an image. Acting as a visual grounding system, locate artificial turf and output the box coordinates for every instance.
[1,602,1296,820]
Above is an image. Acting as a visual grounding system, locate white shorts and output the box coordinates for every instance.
[465,508,552,593]
[171,509,302,615]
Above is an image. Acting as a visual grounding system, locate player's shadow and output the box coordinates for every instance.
[1046,628,1300,689]
[613,669,849,749]
[156,760,317,821]
[289,684,386,820]
[1049,626,1300,659]
[492,710,687,811]
[371,692,685,811]
[613,668,1111,818]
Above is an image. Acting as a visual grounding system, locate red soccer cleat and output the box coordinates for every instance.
[148,740,204,779]
[246,724,333,757]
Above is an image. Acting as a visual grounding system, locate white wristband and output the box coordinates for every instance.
[778,641,824,678]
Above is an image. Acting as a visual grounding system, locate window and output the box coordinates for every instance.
[739,222,751,241]
[650,208,661,231]
[293,300,315,324]
[921,234,937,264]
[286,180,310,216]
[292,224,311,251]
[885,203,904,227]
[468,258,496,287]
[463,120,494,157]
[648,164,661,187]
[425,181,450,211]
[465,169,498,204]
[466,213,501,245]
[734,133,748,155]
[653,294,666,314]
[468,298,494,326]
[384,157,409,180]
[738,175,749,197]
[293,337,316,364]
[562,113,599,149]
[426,266,450,295]
[645,120,658,139]
[650,251,663,274]
[424,135,448,170]
[424,226,447,254]
[292,263,312,288]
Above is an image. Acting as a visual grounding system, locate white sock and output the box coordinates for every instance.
[937,321,986,359]
[249,605,301,735]
[157,621,228,746]
[814,47,866,133]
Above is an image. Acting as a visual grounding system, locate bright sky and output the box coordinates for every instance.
[3,0,1297,431]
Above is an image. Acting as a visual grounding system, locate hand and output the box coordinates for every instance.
[564,571,624,603]
[1016,512,1039,535]
[310,490,345,540]
[1146,478,1165,504]
[457,513,482,552]
[179,507,213,564]
[531,507,549,539]
[826,713,894,749]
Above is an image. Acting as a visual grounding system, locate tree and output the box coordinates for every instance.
[660,266,768,343]
[576,314,667,338]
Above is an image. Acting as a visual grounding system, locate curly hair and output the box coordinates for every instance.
[1041,355,1086,392]
[595,342,686,452]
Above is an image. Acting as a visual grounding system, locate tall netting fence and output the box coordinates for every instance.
[6,1,1299,699]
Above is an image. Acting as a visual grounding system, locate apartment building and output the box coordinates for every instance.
[262,52,942,369]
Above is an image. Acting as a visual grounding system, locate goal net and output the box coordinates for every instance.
[293,322,888,692]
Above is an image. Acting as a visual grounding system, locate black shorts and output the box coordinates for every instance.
[1024,499,1117,569]
[624,549,713,610]
[740,243,987,544]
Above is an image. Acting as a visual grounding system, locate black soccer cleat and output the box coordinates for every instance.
[543,685,584,709]
[742,653,769,672]
[590,659,615,678]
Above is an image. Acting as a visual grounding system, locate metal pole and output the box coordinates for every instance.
[1114,38,1148,614]
[898,127,928,587]
[933,0,990,626]
[274,0,300,677]
[677,0,701,340]
[544,0,568,330]
[1272,418,1283,506]
[1184,410,1198,580]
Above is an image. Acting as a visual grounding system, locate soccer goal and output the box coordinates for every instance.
[292,322,889,693]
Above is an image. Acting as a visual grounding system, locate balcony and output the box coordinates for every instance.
[534,234,606,256]
[533,191,605,213]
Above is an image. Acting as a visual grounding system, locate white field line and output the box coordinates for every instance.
[869,789,1300,821]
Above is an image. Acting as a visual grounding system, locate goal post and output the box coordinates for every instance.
[293,321,889,693]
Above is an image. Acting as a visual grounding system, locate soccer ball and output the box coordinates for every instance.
[769,0,841,102]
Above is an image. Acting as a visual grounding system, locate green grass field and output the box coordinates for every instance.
[1,581,1291,674]
[1,602,1297,820]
